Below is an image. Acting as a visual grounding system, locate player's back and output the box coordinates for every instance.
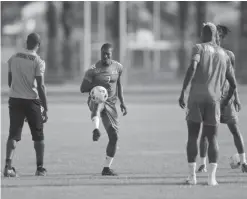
[189,42,230,103]
[8,50,43,99]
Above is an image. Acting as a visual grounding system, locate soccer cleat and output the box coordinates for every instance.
[185,175,197,185]
[101,167,118,176]
[35,167,47,176]
[208,178,218,186]
[3,166,18,177]
[197,164,207,173]
[92,129,101,141]
[241,163,247,173]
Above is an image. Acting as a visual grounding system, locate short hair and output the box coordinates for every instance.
[217,25,231,39]
[27,33,41,50]
[101,43,113,51]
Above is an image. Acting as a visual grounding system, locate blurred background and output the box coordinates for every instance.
[1,1,247,88]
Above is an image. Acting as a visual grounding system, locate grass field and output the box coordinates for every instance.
[1,96,247,199]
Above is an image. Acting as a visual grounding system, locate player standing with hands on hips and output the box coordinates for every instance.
[80,43,127,176]
[178,22,237,186]
[4,33,48,177]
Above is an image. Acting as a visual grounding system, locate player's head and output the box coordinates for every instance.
[26,33,41,52]
[101,43,113,66]
[201,22,218,43]
[216,25,231,45]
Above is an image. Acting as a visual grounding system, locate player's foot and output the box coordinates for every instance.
[101,167,118,176]
[92,129,101,141]
[241,163,247,173]
[207,178,218,186]
[185,175,197,185]
[35,166,47,176]
[197,164,207,173]
[3,166,18,177]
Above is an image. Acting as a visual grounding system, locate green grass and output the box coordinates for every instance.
[1,101,247,199]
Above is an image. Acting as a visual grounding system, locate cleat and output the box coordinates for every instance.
[93,129,101,141]
[197,164,207,173]
[208,179,218,186]
[185,175,197,185]
[3,166,18,177]
[241,163,247,173]
[35,167,47,176]
[101,167,118,176]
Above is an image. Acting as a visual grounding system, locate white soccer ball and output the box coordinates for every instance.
[90,86,108,103]
[229,153,241,169]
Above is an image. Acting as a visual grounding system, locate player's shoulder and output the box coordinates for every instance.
[225,49,235,59]
[192,43,203,53]
[112,60,124,70]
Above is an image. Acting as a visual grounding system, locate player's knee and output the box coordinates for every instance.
[108,127,118,144]
[31,131,44,142]
[7,139,17,149]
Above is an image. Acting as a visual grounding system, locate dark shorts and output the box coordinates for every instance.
[186,100,220,126]
[88,98,119,132]
[220,101,238,124]
[8,98,44,141]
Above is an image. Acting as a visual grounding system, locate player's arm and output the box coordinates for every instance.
[117,65,127,115]
[229,52,240,101]
[35,60,48,113]
[223,60,237,107]
[8,57,12,88]
[80,69,94,93]
[179,44,200,108]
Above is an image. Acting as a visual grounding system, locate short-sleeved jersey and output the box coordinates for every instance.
[221,50,235,100]
[189,42,233,103]
[83,60,123,103]
[8,49,45,99]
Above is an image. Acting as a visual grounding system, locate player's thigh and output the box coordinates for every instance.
[88,98,104,118]
[202,124,219,138]
[187,120,201,139]
[101,104,119,133]
[8,98,25,141]
[25,99,44,141]
[203,102,220,126]
[221,102,238,124]
[186,100,203,123]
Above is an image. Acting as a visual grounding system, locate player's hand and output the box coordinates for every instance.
[42,110,48,123]
[234,98,241,112]
[120,103,127,116]
[178,91,186,109]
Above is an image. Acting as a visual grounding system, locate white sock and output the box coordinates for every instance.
[92,116,100,129]
[104,156,114,168]
[239,153,246,164]
[188,162,196,177]
[208,163,217,181]
[201,157,207,166]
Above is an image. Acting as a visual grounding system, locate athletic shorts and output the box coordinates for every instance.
[220,101,238,124]
[88,98,119,131]
[8,97,44,142]
[186,100,220,126]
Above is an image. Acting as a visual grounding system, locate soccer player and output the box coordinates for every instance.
[3,33,48,177]
[197,25,247,173]
[178,22,237,185]
[80,43,127,176]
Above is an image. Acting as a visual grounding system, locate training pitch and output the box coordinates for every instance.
[1,96,247,199]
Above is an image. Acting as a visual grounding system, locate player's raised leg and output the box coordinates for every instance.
[88,98,104,141]
[227,123,247,172]
[100,104,119,176]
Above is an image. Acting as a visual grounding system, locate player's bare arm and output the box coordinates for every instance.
[8,72,12,88]
[36,75,48,122]
[179,60,198,109]
[117,74,127,116]
[80,78,93,93]
[230,52,241,111]
[222,63,237,108]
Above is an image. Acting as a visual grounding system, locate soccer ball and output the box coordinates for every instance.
[229,153,241,169]
[90,86,108,103]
